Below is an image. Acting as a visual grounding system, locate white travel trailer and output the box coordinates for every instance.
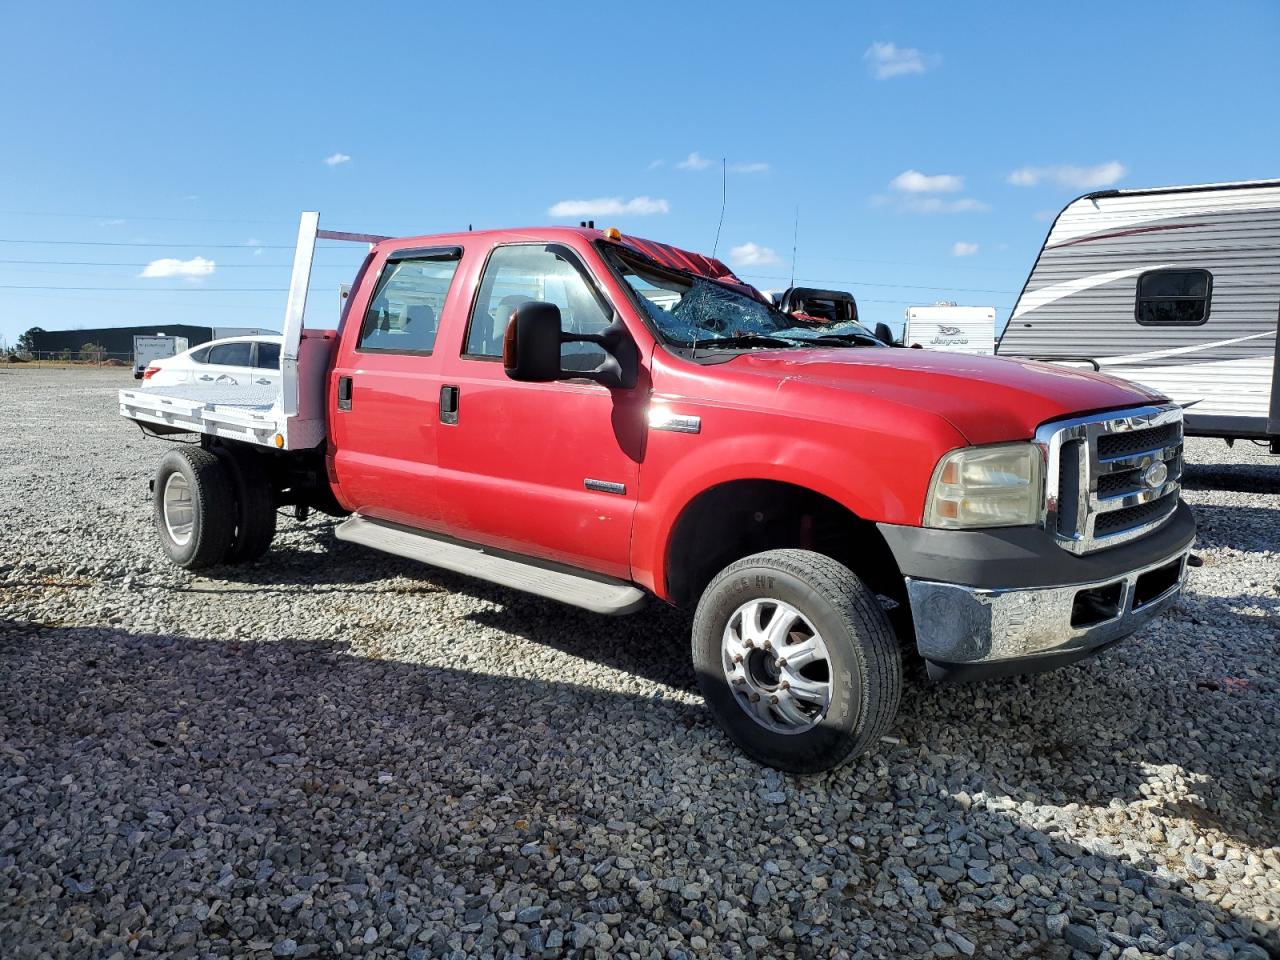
[131,334,188,379]
[997,179,1280,451]
[904,304,996,355]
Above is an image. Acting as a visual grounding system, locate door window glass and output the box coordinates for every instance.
[357,254,461,354]
[206,342,252,366]
[466,245,611,369]
[255,341,281,369]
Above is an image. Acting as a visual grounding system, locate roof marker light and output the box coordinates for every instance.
[604,227,622,241]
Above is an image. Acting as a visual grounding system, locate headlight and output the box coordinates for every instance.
[924,443,1043,529]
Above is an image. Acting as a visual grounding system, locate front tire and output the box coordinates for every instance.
[692,549,903,773]
[153,447,236,569]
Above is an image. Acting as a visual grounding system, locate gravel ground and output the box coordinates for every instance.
[1,366,1277,960]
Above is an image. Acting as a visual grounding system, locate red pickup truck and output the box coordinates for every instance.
[120,213,1195,772]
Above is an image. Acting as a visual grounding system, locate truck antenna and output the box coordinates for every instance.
[789,206,799,288]
[711,157,726,258]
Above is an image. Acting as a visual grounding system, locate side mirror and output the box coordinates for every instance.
[503,302,638,390]
[874,322,896,345]
[503,302,562,382]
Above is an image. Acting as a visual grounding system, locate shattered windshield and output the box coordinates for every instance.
[606,249,883,349]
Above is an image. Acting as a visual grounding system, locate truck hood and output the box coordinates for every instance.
[733,348,1168,445]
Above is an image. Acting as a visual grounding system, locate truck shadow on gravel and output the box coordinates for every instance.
[1182,461,1280,496]
[1,618,1275,958]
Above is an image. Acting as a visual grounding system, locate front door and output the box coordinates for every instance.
[328,247,464,529]
[433,242,645,580]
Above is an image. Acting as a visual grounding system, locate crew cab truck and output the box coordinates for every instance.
[120,213,1195,773]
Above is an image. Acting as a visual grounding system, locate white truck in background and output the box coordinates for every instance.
[903,304,996,355]
[132,335,189,379]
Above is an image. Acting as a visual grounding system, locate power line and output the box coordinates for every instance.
[0,238,353,249]
[0,285,310,292]
[0,210,293,225]
[0,258,356,268]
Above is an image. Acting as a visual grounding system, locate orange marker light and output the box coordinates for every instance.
[604,227,622,241]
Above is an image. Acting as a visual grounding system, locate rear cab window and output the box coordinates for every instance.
[357,249,463,355]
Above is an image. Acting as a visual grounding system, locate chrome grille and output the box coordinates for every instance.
[1036,404,1184,554]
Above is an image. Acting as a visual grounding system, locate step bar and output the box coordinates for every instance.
[334,515,647,616]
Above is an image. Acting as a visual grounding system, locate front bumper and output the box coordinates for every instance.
[879,501,1195,680]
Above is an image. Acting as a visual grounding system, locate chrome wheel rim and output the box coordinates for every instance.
[162,472,195,547]
[721,598,832,735]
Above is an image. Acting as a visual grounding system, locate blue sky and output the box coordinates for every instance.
[2,1,1277,348]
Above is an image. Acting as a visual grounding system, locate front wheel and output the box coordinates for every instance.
[692,549,903,773]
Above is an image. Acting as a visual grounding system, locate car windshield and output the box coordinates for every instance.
[605,248,882,349]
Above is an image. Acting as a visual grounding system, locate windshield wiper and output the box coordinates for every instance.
[793,332,882,347]
[692,333,801,351]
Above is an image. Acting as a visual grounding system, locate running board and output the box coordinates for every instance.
[334,515,647,616]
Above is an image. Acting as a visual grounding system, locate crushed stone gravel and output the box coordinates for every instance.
[1,366,1277,959]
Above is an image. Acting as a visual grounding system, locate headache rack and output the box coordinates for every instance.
[1037,404,1184,554]
[118,212,386,450]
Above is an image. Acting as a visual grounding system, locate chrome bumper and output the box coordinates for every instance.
[905,545,1190,667]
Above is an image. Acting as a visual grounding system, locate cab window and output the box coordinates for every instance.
[357,252,462,354]
[465,245,611,369]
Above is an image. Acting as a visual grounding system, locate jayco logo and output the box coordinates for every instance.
[931,323,969,345]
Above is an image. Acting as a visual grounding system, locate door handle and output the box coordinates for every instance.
[440,384,459,425]
[337,375,353,411]
[255,378,271,385]
[198,375,214,381]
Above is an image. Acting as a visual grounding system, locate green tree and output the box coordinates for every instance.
[17,326,44,354]
[80,342,107,362]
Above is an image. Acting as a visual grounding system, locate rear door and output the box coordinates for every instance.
[432,241,645,579]
[327,246,464,529]
[251,340,282,389]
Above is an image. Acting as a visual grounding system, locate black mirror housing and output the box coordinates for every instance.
[874,322,897,346]
[503,302,563,382]
[504,303,639,390]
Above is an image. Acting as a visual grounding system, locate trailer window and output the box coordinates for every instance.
[357,254,461,355]
[1135,269,1212,326]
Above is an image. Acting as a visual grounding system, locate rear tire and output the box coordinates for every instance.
[218,448,277,564]
[153,447,236,569]
[691,549,903,774]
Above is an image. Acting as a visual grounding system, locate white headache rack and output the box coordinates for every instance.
[119,212,387,450]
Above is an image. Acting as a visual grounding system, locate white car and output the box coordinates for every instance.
[142,336,283,391]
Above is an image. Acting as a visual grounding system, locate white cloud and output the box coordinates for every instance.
[864,41,929,79]
[647,159,664,170]
[676,151,712,171]
[99,218,126,227]
[728,242,780,267]
[1007,161,1126,190]
[952,241,979,257]
[324,152,352,167]
[247,238,265,257]
[547,196,669,218]
[912,197,987,213]
[890,169,963,194]
[139,256,216,279]
[729,161,770,174]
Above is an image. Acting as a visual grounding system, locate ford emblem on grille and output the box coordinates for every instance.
[1142,460,1169,489]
